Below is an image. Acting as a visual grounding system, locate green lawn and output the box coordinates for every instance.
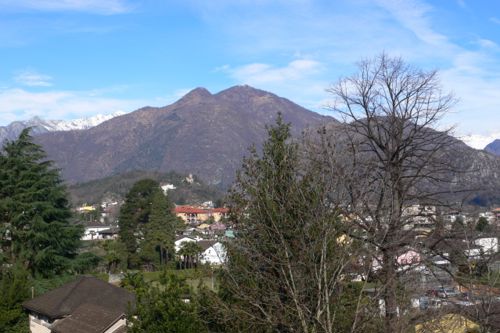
[143,268,218,291]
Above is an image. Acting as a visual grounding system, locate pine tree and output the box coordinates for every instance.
[0,265,30,333]
[0,129,82,276]
[118,179,159,268]
[141,190,177,268]
[119,179,178,269]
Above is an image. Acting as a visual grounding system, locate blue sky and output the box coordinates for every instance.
[0,0,499,147]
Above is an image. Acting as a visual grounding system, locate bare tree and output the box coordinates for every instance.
[318,54,457,332]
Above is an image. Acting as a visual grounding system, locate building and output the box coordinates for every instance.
[23,276,135,333]
[82,224,114,241]
[175,235,197,252]
[174,205,229,224]
[198,240,226,265]
[415,313,479,333]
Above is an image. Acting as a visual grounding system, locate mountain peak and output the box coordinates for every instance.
[485,139,500,156]
[179,87,212,102]
[217,85,269,98]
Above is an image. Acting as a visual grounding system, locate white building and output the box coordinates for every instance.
[82,225,113,241]
[199,241,226,265]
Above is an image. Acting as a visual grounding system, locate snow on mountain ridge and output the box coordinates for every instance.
[48,111,126,131]
[0,111,127,144]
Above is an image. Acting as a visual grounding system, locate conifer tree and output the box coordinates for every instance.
[142,190,177,267]
[211,114,371,332]
[0,129,82,276]
[119,179,178,268]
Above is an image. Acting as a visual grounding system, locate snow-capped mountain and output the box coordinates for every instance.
[44,111,126,131]
[0,111,126,144]
[460,133,500,150]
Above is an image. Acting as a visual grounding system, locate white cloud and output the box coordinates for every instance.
[0,0,131,14]
[219,59,329,112]
[224,59,322,85]
[0,88,146,125]
[14,70,53,87]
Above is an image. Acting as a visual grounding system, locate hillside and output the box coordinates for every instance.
[67,170,224,206]
[307,121,500,207]
[36,85,332,188]
[485,139,500,156]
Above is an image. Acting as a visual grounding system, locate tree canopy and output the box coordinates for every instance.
[0,128,82,276]
[118,179,178,269]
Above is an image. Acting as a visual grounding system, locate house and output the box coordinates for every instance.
[174,205,229,224]
[76,205,96,213]
[82,224,114,241]
[474,237,498,254]
[198,240,226,265]
[175,235,196,252]
[22,276,135,333]
[196,223,211,234]
[492,207,500,221]
[402,204,437,236]
[210,222,227,235]
[415,313,479,333]
[98,227,120,240]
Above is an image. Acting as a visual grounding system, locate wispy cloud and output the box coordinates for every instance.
[223,59,322,85]
[490,17,500,25]
[374,0,450,47]
[0,0,132,14]
[14,70,53,87]
[218,59,328,111]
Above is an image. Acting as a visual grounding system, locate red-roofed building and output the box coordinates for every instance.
[174,205,229,224]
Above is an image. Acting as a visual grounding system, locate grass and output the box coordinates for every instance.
[143,267,218,291]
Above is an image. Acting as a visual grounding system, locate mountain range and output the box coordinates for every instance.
[0,111,125,144]
[35,86,330,188]
[2,85,500,205]
[485,139,500,156]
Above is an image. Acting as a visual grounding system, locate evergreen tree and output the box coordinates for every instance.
[210,114,369,332]
[0,265,30,333]
[118,179,160,268]
[128,272,207,333]
[476,216,489,232]
[119,179,178,269]
[0,129,82,276]
[178,241,203,270]
[141,190,177,268]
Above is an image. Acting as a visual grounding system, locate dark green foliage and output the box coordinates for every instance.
[121,271,146,292]
[178,241,203,270]
[0,129,82,276]
[31,274,78,297]
[118,179,178,269]
[475,216,489,232]
[101,239,128,273]
[70,252,101,274]
[141,190,177,268]
[67,170,223,206]
[0,265,30,333]
[128,271,207,333]
[119,179,160,267]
